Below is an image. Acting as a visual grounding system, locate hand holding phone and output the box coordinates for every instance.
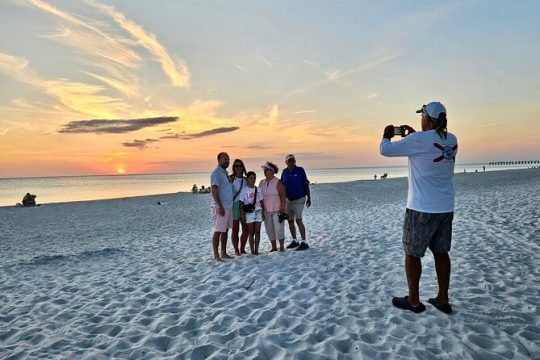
[393,125,414,137]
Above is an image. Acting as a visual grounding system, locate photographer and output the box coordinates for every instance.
[380,102,458,314]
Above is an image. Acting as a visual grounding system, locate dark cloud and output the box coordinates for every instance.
[122,126,239,150]
[122,138,158,149]
[59,116,179,134]
[160,126,239,140]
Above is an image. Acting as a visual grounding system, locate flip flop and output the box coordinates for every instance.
[428,297,453,314]
[392,296,426,313]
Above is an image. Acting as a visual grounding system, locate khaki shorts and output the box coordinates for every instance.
[402,208,453,258]
[286,196,306,220]
[212,207,233,233]
[264,211,285,241]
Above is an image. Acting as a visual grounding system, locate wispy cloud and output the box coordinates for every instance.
[123,126,240,149]
[84,70,138,97]
[20,0,189,101]
[45,79,131,117]
[122,138,158,149]
[161,126,240,140]
[59,116,178,134]
[0,52,129,118]
[267,105,279,127]
[284,53,400,99]
[247,144,274,150]
[86,0,190,87]
[23,0,141,68]
[0,52,41,85]
[291,110,317,115]
[234,63,249,73]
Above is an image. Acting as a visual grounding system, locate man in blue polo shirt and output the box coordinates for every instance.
[281,154,311,251]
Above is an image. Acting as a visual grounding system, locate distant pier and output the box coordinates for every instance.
[488,160,539,166]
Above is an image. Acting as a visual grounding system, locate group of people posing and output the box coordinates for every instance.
[210,100,458,315]
[210,153,311,261]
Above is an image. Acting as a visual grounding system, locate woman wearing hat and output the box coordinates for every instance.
[259,161,287,252]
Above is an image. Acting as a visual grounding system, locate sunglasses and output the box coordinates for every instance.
[234,164,244,168]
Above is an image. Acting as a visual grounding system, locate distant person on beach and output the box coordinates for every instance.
[191,184,198,193]
[230,159,249,255]
[239,171,265,255]
[380,101,458,314]
[22,193,37,207]
[260,161,287,252]
[210,152,234,261]
[281,154,311,251]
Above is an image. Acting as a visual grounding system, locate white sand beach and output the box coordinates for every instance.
[1,169,539,359]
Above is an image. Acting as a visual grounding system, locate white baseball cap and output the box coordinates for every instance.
[285,154,295,162]
[416,102,447,119]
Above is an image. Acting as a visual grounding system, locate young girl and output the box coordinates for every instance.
[230,159,248,255]
[239,171,265,255]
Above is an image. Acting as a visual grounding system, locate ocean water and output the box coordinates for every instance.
[0,163,532,206]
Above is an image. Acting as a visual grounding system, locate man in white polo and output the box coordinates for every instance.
[210,152,234,261]
[380,101,458,314]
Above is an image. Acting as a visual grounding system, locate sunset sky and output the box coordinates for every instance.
[1,0,539,177]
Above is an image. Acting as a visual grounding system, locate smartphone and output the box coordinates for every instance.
[393,126,404,136]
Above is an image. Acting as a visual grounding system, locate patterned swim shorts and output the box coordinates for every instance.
[402,208,454,258]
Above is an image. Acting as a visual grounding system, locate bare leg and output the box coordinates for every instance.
[220,231,233,259]
[232,220,240,255]
[248,223,255,254]
[212,232,222,261]
[254,222,261,254]
[279,239,285,251]
[240,221,249,254]
[296,219,306,241]
[433,252,451,303]
[269,240,278,252]
[288,220,297,240]
[405,254,422,306]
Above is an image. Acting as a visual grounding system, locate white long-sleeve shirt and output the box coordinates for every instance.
[380,130,458,213]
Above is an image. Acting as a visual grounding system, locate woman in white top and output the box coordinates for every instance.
[229,159,248,255]
[239,171,265,255]
[259,162,287,252]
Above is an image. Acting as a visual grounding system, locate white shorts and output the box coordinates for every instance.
[245,209,263,224]
[212,207,233,233]
[264,211,285,241]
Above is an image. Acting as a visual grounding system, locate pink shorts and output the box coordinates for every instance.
[212,207,233,233]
